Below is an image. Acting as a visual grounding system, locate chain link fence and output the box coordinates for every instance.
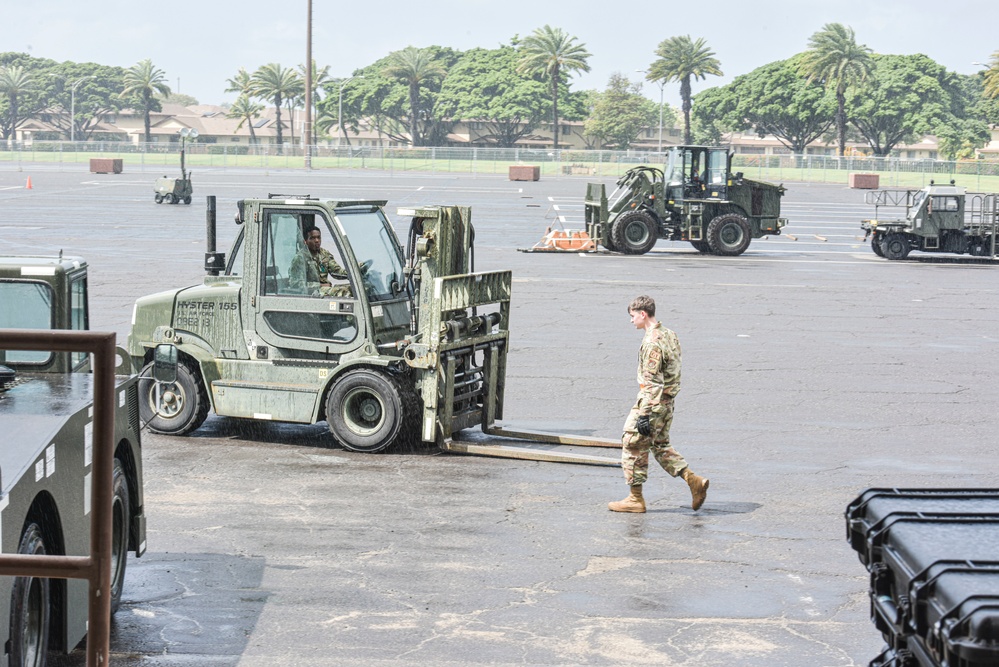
[4,141,999,189]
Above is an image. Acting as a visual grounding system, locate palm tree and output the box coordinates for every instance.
[120,59,171,144]
[225,67,253,97]
[984,50,999,99]
[250,63,302,151]
[382,47,447,146]
[227,95,264,144]
[646,35,722,145]
[516,25,591,151]
[0,65,39,140]
[800,23,873,157]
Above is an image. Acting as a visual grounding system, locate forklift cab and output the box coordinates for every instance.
[665,146,730,202]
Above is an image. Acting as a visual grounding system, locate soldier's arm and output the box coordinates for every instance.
[637,345,666,413]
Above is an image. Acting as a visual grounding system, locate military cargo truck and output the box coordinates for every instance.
[861,181,999,260]
[127,196,619,464]
[581,145,787,255]
[0,255,146,665]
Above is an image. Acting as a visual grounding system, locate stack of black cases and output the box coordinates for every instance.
[846,488,999,667]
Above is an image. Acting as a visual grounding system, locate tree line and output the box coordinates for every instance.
[3,23,998,158]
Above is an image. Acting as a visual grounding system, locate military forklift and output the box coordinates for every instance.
[126,196,619,465]
[533,146,786,256]
[860,180,999,260]
[153,127,197,205]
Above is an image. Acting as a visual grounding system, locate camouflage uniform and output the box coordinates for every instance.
[291,247,353,298]
[621,321,688,486]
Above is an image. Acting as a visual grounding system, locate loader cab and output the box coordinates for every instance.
[666,146,730,202]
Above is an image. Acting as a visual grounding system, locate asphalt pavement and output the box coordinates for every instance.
[3,165,998,666]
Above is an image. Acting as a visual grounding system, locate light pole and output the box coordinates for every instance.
[48,74,94,143]
[337,76,364,148]
[637,69,666,153]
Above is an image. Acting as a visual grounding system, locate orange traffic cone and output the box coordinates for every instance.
[25,177,32,190]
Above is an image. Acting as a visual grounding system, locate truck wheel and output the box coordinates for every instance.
[9,523,50,667]
[154,194,163,204]
[164,193,176,205]
[871,234,885,257]
[138,359,209,435]
[707,213,752,256]
[110,458,130,616]
[610,211,658,255]
[183,196,192,205]
[690,240,711,253]
[327,369,407,453]
[881,233,910,260]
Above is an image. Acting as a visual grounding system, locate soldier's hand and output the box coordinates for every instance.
[636,415,651,436]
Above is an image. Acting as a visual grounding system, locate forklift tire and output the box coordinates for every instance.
[110,458,130,616]
[327,369,407,453]
[706,213,752,256]
[138,359,209,435]
[610,211,658,255]
[881,233,910,260]
[871,234,885,257]
[154,194,164,204]
[690,240,711,253]
[183,196,192,205]
[165,193,176,205]
[9,522,50,667]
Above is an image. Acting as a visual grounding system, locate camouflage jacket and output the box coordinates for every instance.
[290,247,352,297]
[636,321,681,414]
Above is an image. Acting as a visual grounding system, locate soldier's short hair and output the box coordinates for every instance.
[303,224,320,239]
[628,295,656,317]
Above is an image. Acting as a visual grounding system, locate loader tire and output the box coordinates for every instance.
[707,213,752,256]
[327,369,412,453]
[610,210,658,255]
[690,240,711,253]
[154,194,163,204]
[138,358,209,435]
[164,193,176,205]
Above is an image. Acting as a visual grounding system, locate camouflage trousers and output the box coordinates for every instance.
[621,398,688,486]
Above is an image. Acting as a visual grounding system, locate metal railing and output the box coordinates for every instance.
[0,329,118,667]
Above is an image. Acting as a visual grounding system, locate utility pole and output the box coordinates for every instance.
[304,0,313,169]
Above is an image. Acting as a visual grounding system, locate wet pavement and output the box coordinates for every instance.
[4,166,999,665]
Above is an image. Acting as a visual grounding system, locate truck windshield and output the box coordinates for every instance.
[335,209,405,302]
[0,281,53,363]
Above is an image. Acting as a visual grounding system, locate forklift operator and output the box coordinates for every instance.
[292,224,353,298]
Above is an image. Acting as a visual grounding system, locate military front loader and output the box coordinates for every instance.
[577,146,787,256]
[860,180,999,260]
[126,196,619,465]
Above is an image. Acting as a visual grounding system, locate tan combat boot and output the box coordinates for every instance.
[682,468,709,511]
[608,485,646,513]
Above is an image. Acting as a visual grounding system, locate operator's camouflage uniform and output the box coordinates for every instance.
[621,321,689,486]
[291,246,353,298]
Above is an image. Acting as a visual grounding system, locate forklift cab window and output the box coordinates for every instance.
[334,208,405,303]
[225,231,244,276]
[261,212,354,297]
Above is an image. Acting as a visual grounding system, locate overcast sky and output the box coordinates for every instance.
[17,0,998,109]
